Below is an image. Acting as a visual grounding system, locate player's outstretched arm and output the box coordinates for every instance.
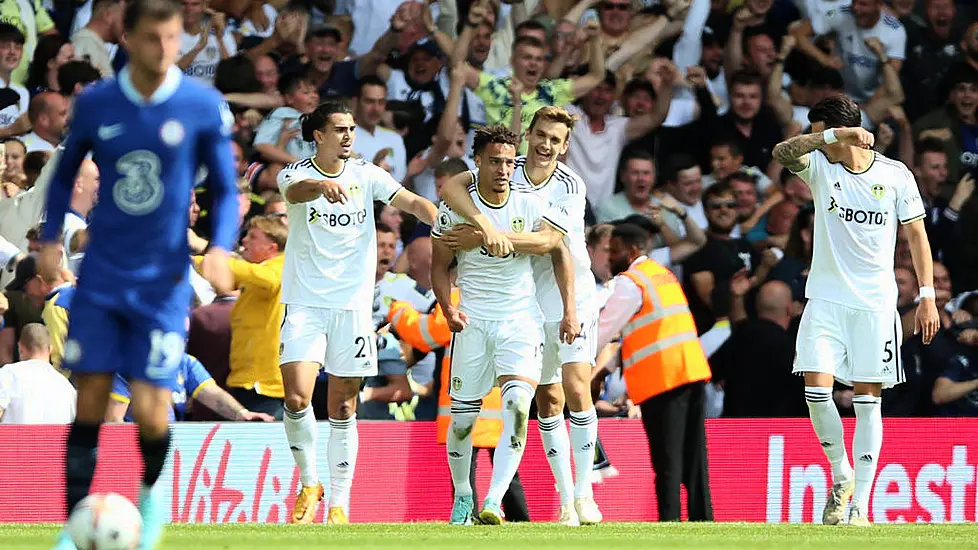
[389,189,437,226]
[441,171,514,256]
[905,219,940,344]
[550,239,580,344]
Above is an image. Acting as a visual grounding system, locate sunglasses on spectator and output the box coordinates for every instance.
[600,2,630,11]
[707,200,738,210]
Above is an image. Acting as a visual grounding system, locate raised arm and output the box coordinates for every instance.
[606,2,688,72]
[451,0,488,89]
[570,21,605,98]
[772,127,874,172]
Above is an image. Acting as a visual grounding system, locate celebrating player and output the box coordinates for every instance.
[276,101,436,525]
[772,95,940,527]
[42,1,241,548]
[438,107,601,526]
[431,124,580,525]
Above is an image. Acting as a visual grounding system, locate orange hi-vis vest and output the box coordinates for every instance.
[619,258,712,404]
[388,289,503,448]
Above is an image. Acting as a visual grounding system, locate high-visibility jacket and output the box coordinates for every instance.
[388,289,503,448]
[620,258,712,404]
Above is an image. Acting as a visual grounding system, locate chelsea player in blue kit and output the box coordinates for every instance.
[40,1,239,548]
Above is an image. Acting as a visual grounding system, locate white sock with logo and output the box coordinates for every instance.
[484,380,534,506]
[327,415,359,511]
[284,405,319,487]
[805,387,853,485]
[569,408,598,498]
[538,414,574,506]
[851,394,883,509]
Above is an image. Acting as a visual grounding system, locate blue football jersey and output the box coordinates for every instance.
[110,353,215,422]
[41,65,239,303]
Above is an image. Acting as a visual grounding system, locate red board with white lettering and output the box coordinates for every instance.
[0,419,974,523]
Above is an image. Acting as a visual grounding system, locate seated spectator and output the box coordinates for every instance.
[0,323,76,424]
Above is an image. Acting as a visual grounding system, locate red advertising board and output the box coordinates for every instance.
[0,419,975,523]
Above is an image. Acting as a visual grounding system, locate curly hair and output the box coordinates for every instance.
[472,124,519,157]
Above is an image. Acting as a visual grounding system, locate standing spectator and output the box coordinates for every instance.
[253,54,280,96]
[61,159,98,276]
[71,0,125,77]
[596,222,713,522]
[931,335,978,417]
[2,255,70,365]
[178,0,237,85]
[21,92,68,153]
[901,0,962,122]
[913,66,978,193]
[707,71,784,182]
[0,0,56,87]
[0,324,75,423]
[702,139,773,194]
[0,25,29,139]
[912,138,963,262]
[352,76,407,182]
[595,152,656,223]
[793,0,907,105]
[26,35,73,96]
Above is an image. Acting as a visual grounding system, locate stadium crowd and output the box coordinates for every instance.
[0,0,977,425]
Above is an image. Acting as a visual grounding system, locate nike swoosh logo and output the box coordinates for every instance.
[98,124,124,140]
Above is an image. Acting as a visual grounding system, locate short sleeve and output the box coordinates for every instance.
[0,368,12,409]
[540,203,569,235]
[369,164,405,204]
[885,23,907,60]
[277,164,302,197]
[184,355,215,398]
[897,168,925,225]
[110,375,131,404]
[546,78,574,107]
[431,202,461,238]
[811,6,845,35]
[253,114,285,146]
[649,246,671,267]
[545,182,586,235]
[792,148,822,186]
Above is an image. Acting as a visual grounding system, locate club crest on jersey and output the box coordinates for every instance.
[348,183,361,198]
[438,212,451,228]
[452,377,463,392]
[160,119,185,146]
[872,184,885,200]
[511,217,525,232]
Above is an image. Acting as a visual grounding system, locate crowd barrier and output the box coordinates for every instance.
[0,419,976,523]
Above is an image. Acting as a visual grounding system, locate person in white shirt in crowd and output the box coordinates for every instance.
[21,92,67,153]
[595,151,657,224]
[353,75,408,182]
[702,138,774,194]
[659,154,708,233]
[567,62,675,206]
[0,323,76,424]
[586,224,614,307]
[252,69,321,165]
[70,0,124,77]
[792,0,906,105]
[60,159,98,276]
[0,25,30,138]
[178,0,237,85]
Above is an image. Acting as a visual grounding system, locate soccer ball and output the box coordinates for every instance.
[66,493,142,550]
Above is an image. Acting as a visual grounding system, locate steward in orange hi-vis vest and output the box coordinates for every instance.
[620,259,712,404]
[388,289,503,448]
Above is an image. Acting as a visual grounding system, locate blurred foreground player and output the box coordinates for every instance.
[42,1,240,548]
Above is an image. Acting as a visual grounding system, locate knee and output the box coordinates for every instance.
[284,394,311,413]
[535,385,564,418]
[330,399,356,420]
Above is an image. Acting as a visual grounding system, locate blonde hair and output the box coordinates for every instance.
[247,214,288,251]
[529,106,579,135]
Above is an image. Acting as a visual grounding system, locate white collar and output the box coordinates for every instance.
[118,65,182,106]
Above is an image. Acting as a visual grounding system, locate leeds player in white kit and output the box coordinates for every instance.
[772,95,939,527]
[276,101,437,524]
[431,125,580,526]
[439,107,602,526]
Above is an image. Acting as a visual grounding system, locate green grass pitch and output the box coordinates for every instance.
[3,523,978,549]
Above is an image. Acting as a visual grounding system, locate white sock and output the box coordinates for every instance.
[447,398,480,498]
[484,380,534,505]
[569,408,598,499]
[327,415,358,511]
[852,394,883,509]
[804,387,853,485]
[538,414,573,506]
[284,405,319,487]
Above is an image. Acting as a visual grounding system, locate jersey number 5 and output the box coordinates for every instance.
[882,339,894,364]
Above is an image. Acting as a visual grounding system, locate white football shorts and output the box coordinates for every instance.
[793,298,904,389]
[447,316,544,401]
[539,311,599,386]
[279,304,378,377]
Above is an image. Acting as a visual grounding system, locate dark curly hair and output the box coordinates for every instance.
[472,124,519,157]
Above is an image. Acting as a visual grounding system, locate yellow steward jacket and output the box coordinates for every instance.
[620,258,712,404]
[388,289,502,448]
[194,253,285,398]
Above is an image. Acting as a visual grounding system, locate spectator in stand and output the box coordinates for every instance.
[178,0,237,85]
[4,139,24,191]
[595,151,656,223]
[264,193,287,215]
[912,64,978,186]
[0,0,56,88]
[912,138,960,262]
[252,68,321,165]
[0,25,29,139]
[901,0,962,122]
[253,55,280,97]
[352,76,407,182]
[659,154,708,234]
[702,139,773,194]
[21,92,67,153]
[186,288,237,417]
[71,0,125,77]
[2,254,70,365]
[26,35,73,96]
[56,60,102,98]
[0,324,75,424]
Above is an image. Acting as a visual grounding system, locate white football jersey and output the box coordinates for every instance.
[278,157,404,310]
[432,173,555,321]
[511,157,597,321]
[795,150,924,312]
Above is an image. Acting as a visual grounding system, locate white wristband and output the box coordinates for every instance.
[918,286,936,299]
[822,129,837,144]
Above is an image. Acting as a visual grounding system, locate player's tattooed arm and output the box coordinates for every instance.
[771,132,825,172]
